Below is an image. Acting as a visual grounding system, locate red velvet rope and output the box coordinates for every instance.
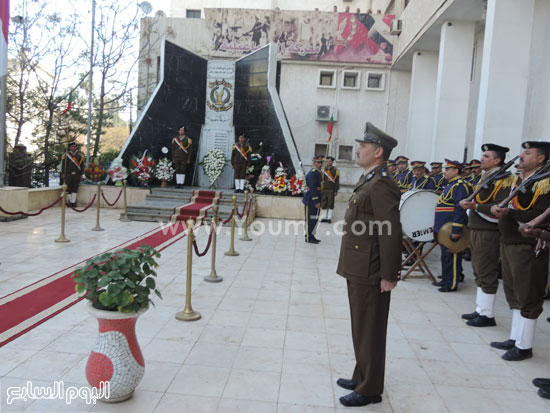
[0,196,62,217]
[69,194,97,213]
[222,208,235,225]
[101,189,123,206]
[192,221,215,257]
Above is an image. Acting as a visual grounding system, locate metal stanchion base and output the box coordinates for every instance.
[119,217,132,222]
[92,226,104,232]
[224,250,239,256]
[204,273,223,283]
[240,236,252,241]
[175,310,201,321]
[54,237,70,243]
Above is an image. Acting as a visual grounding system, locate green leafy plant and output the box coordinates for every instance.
[72,245,162,313]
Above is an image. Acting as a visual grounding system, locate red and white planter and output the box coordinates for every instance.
[86,302,146,403]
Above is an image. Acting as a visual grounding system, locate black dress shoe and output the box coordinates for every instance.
[538,387,550,399]
[306,238,320,244]
[459,273,465,282]
[461,311,479,320]
[432,280,445,287]
[438,275,443,279]
[502,346,533,361]
[490,339,515,350]
[547,317,550,322]
[532,378,550,388]
[438,286,457,292]
[466,315,496,327]
[336,378,357,390]
[339,392,382,407]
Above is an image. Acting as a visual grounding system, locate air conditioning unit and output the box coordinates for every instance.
[390,19,402,35]
[317,105,337,122]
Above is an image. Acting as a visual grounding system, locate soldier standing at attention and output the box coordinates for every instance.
[430,161,446,193]
[172,126,192,188]
[61,141,84,207]
[231,134,252,193]
[394,155,412,193]
[459,144,513,327]
[433,160,471,292]
[336,123,401,407]
[320,156,340,223]
[302,155,323,244]
[490,141,550,361]
[469,159,482,186]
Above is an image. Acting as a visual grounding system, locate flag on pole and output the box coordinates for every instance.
[62,91,73,115]
[0,0,9,77]
[327,114,334,142]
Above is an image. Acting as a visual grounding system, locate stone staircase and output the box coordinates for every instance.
[123,187,249,223]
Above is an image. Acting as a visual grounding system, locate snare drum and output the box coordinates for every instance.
[399,190,439,242]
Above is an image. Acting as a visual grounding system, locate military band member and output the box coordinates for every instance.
[320,156,339,223]
[336,122,401,407]
[387,159,397,178]
[61,141,84,207]
[430,161,446,193]
[433,160,471,292]
[172,126,192,188]
[410,161,437,190]
[489,141,550,361]
[302,155,323,244]
[394,156,412,193]
[231,134,252,193]
[459,144,513,327]
[468,159,482,186]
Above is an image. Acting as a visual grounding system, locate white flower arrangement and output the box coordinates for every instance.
[255,165,273,191]
[108,157,128,182]
[154,158,175,181]
[200,148,227,188]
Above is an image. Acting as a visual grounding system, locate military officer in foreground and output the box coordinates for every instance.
[336,123,402,407]
[490,141,550,361]
[459,144,514,327]
[172,126,192,188]
[433,160,471,292]
[302,155,323,243]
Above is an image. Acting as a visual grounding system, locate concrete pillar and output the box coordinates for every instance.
[474,0,536,158]
[432,21,475,162]
[405,51,438,161]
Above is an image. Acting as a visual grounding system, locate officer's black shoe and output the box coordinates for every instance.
[339,392,381,407]
[532,378,550,388]
[437,275,443,279]
[461,311,479,320]
[502,346,533,361]
[71,202,77,208]
[547,317,550,322]
[312,237,321,243]
[538,387,550,399]
[336,378,357,390]
[459,273,465,282]
[438,286,457,292]
[306,238,320,244]
[432,280,445,287]
[490,339,515,350]
[466,315,496,327]
[326,219,332,223]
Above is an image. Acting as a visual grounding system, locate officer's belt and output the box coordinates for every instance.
[435,207,454,212]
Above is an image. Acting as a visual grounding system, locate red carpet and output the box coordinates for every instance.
[0,190,221,348]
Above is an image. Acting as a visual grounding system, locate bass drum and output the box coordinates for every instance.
[399,190,440,242]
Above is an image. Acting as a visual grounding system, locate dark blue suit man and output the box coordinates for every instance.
[303,155,324,243]
[410,161,437,191]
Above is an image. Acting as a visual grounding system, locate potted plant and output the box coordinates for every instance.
[72,245,162,403]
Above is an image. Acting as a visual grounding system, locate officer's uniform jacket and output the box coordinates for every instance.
[61,151,83,175]
[336,165,402,285]
[411,175,437,191]
[231,144,252,168]
[432,173,446,193]
[434,176,471,235]
[471,170,514,231]
[395,168,413,192]
[302,167,322,206]
[321,166,340,191]
[172,136,192,161]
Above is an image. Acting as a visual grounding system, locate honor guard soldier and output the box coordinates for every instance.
[172,126,192,188]
[231,134,252,193]
[320,156,340,223]
[61,141,83,207]
[459,144,514,327]
[430,161,446,193]
[433,160,472,292]
[394,156,412,192]
[387,159,397,178]
[410,161,437,190]
[336,122,401,407]
[489,141,550,361]
[469,159,482,186]
[303,155,323,243]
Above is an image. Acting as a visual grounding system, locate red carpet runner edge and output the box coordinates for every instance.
[0,190,221,347]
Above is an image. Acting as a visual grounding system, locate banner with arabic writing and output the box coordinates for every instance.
[205,8,395,64]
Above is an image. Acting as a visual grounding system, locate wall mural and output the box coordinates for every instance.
[205,8,395,64]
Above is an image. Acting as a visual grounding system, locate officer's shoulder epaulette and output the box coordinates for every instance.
[380,168,390,178]
[232,144,236,149]
[533,177,550,195]
[497,173,515,188]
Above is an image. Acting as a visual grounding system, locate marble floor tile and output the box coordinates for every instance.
[222,369,281,402]
[167,365,230,397]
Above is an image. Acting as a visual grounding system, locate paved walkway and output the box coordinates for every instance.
[0,204,549,412]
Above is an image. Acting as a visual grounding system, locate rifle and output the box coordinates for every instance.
[497,161,550,208]
[464,155,519,202]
